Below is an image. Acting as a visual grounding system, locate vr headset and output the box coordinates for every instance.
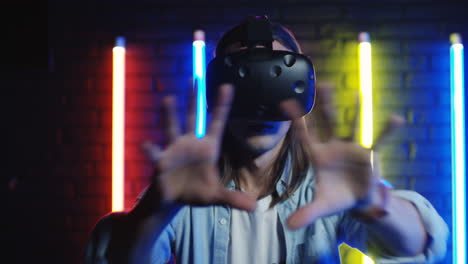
[206,16,316,121]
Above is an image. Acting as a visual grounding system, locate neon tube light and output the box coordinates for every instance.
[363,255,374,264]
[193,30,207,138]
[112,36,125,212]
[358,32,373,149]
[358,32,375,264]
[450,33,466,264]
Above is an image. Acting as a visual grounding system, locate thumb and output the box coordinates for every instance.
[287,201,330,230]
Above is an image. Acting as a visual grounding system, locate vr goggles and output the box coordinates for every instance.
[206,16,316,121]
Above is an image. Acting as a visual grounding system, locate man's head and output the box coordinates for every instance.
[212,18,306,155]
[216,19,312,205]
[207,16,314,125]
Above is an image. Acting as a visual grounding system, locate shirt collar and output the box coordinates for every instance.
[275,154,292,196]
[226,179,236,190]
[224,153,294,197]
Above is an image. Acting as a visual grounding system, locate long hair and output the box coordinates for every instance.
[215,19,311,207]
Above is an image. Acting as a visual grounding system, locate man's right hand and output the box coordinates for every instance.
[142,84,256,211]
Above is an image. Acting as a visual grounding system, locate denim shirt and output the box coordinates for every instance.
[148,167,449,264]
[86,163,449,264]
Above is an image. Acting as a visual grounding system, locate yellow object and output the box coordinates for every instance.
[339,243,375,264]
[358,32,373,148]
[338,32,376,264]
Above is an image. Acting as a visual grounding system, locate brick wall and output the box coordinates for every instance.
[6,0,467,263]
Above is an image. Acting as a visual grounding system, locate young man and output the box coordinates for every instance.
[85,18,448,264]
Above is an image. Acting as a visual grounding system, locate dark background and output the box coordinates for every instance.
[3,0,468,263]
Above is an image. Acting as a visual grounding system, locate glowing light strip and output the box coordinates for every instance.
[363,255,374,264]
[112,37,125,212]
[193,30,207,138]
[359,32,373,149]
[358,32,375,264]
[450,33,466,264]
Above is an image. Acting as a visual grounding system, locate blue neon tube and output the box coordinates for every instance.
[193,34,206,138]
[450,33,466,264]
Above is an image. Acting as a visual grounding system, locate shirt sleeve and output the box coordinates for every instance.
[339,190,449,264]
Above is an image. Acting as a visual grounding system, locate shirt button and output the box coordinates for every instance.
[219,218,227,225]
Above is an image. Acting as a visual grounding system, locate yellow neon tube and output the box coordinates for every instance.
[359,32,373,149]
[359,32,375,264]
[112,37,125,212]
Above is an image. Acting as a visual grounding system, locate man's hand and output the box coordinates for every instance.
[142,84,256,211]
[281,82,404,230]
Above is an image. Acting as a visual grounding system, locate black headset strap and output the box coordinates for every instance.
[216,16,273,55]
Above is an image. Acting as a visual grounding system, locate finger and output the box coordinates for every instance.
[186,78,197,134]
[141,141,162,162]
[315,82,336,140]
[216,188,257,211]
[286,200,331,230]
[206,84,234,139]
[372,115,405,150]
[281,99,321,164]
[162,96,181,143]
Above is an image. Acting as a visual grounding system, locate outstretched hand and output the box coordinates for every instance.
[281,82,404,230]
[142,84,256,211]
